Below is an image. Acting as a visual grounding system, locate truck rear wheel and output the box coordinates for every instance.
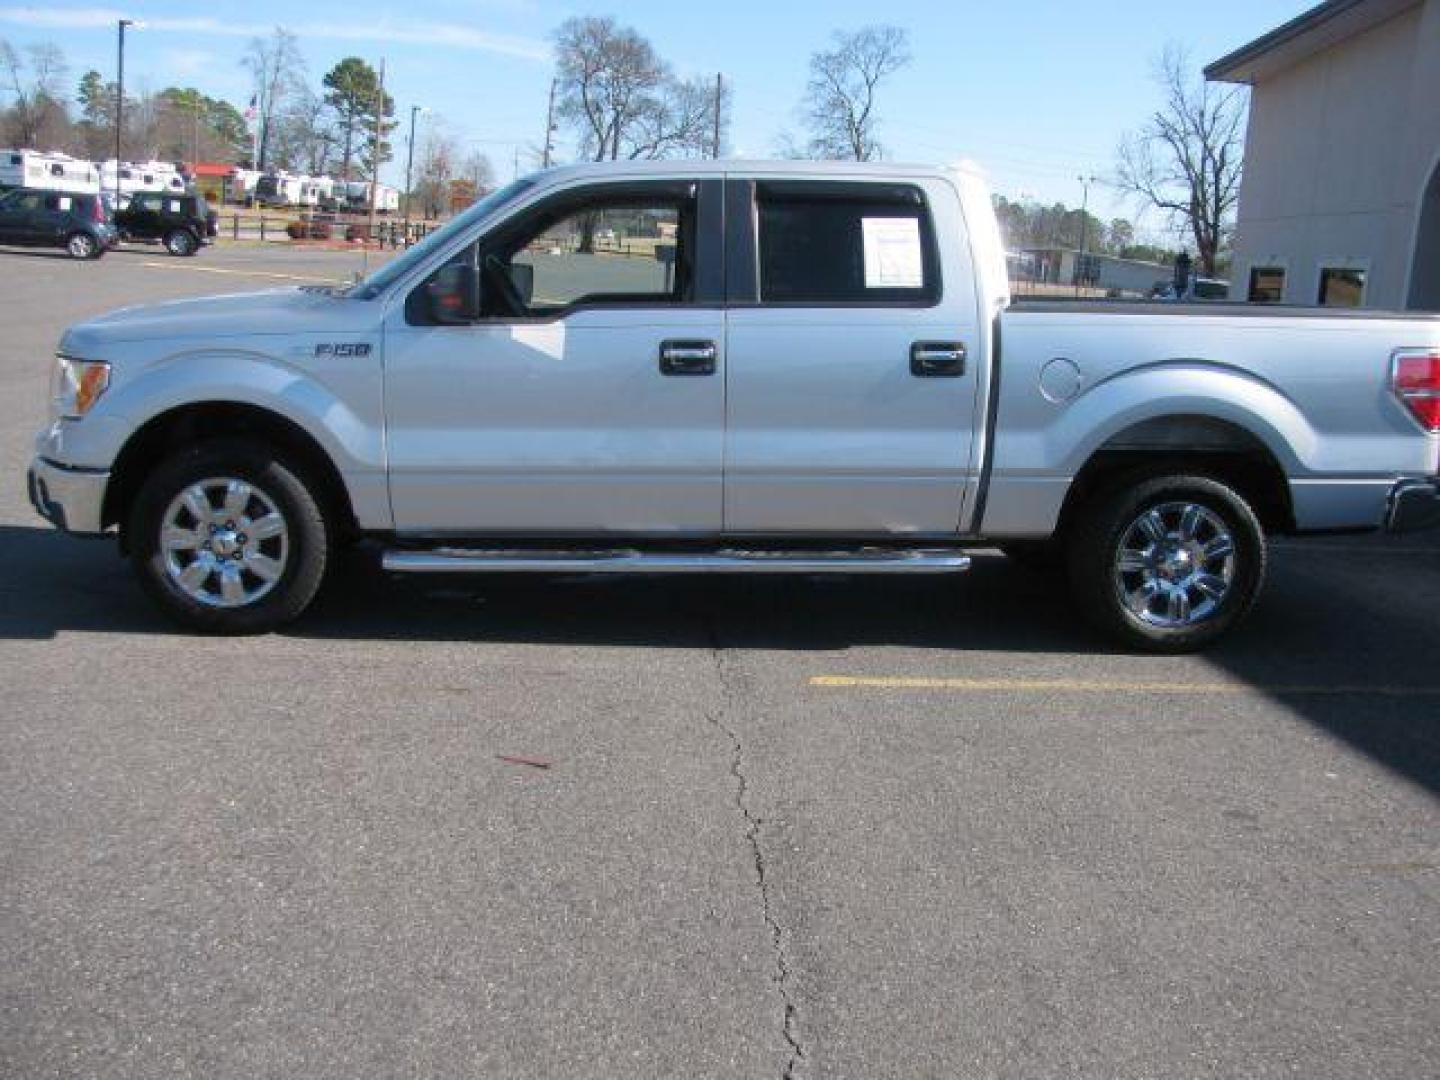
[165,229,197,256]
[128,440,329,633]
[1067,474,1266,653]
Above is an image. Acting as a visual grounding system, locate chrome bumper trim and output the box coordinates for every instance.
[1385,478,1440,534]
[27,457,110,535]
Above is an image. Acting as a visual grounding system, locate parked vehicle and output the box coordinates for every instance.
[342,180,400,213]
[97,159,186,198]
[0,150,101,195]
[27,161,1440,648]
[229,167,262,204]
[0,187,115,258]
[253,173,305,208]
[112,192,217,256]
[298,176,338,208]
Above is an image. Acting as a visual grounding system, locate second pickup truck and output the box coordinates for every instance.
[28,160,1440,650]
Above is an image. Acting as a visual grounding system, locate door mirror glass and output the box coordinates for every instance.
[427,261,481,324]
[508,261,535,307]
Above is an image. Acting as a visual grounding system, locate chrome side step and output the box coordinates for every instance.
[381,547,971,575]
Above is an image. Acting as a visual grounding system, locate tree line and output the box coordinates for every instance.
[2,16,1243,269]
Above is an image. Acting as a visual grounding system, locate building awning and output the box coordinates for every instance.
[1205,0,1420,83]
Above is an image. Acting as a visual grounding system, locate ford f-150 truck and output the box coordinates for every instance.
[28,160,1440,650]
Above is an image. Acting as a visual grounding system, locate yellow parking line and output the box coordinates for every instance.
[809,675,1440,695]
[138,261,340,284]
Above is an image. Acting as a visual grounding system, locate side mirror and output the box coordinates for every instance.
[509,261,535,307]
[427,261,481,324]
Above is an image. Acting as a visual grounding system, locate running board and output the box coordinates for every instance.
[381,547,971,575]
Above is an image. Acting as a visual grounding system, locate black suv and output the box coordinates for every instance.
[113,192,218,256]
[0,188,117,259]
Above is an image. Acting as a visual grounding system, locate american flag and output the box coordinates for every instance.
[244,95,258,125]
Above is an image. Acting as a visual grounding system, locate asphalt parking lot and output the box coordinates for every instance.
[1,242,1437,1079]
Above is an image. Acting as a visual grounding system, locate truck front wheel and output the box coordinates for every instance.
[128,440,329,633]
[1067,474,1266,653]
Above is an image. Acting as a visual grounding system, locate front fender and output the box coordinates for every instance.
[40,342,389,529]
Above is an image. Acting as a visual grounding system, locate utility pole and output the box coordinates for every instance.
[541,78,557,168]
[712,73,723,159]
[1076,173,1097,295]
[114,18,136,201]
[403,103,423,238]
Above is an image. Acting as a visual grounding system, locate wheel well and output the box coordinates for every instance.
[1056,416,1295,537]
[104,402,358,542]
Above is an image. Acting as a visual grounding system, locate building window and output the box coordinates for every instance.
[1318,267,1366,307]
[1247,266,1285,303]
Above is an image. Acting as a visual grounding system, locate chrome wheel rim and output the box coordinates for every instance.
[167,233,190,254]
[160,478,290,608]
[69,235,94,257]
[1113,501,1236,628]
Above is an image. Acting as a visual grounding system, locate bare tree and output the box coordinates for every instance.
[553,16,722,162]
[459,149,495,193]
[1115,47,1245,276]
[624,75,717,160]
[414,125,459,218]
[241,28,304,171]
[803,26,909,161]
[272,89,336,175]
[2,39,70,148]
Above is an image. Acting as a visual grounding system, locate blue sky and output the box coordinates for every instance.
[0,1,1311,229]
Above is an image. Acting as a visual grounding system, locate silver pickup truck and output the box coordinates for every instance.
[28,160,1440,650]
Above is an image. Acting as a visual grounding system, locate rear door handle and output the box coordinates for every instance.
[659,339,717,376]
[910,341,967,377]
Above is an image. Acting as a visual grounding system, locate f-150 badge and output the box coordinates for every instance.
[315,343,372,358]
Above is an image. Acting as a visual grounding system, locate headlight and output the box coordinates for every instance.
[52,356,111,419]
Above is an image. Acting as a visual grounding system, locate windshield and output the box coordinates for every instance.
[343,175,540,300]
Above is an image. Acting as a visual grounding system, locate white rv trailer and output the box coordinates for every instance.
[228,168,261,203]
[343,180,400,213]
[0,151,101,194]
[97,160,187,197]
[297,176,338,208]
[252,172,306,208]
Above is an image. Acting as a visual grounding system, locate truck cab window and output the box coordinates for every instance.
[756,188,939,304]
[483,198,691,318]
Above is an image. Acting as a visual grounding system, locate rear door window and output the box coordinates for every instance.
[755,184,940,304]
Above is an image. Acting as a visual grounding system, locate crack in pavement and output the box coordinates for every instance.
[704,617,805,1079]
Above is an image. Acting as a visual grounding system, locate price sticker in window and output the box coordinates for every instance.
[167,200,181,214]
[57,197,72,212]
[862,217,923,289]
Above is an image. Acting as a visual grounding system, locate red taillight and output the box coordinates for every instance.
[1393,351,1440,431]
[91,197,105,224]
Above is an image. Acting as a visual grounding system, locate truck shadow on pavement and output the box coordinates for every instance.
[2,524,1438,798]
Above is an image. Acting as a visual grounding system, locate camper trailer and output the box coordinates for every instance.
[97,160,187,198]
[298,176,337,208]
[252,173,306,208]
[0,151,101,195]
[342,180,400,213]
[228,168,261,204]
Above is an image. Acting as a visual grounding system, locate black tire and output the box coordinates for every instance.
[66,232,100,260]
[128,440,329,634]
[998,538,1065,574]
[1066,474,1266,653]
[165,229,198,256]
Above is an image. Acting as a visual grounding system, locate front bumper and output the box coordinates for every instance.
[1386,477,1440,533]
[27,457,109,535]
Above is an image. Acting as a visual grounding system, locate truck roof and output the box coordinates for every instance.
[536,158,973,183]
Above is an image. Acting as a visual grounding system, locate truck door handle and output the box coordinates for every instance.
[659,339,717,375]
[910,341,966,377]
